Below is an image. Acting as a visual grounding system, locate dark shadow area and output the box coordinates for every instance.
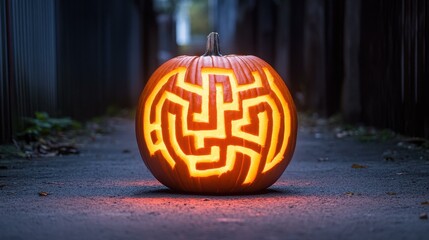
[131,186,301,199]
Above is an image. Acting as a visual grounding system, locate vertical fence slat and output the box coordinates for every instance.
[9,0,57,129]
[0,0,12,143]
[342,0,361,122]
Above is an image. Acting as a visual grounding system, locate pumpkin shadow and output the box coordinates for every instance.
[132,186,300,198]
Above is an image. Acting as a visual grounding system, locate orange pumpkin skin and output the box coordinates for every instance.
[136,33,297,194]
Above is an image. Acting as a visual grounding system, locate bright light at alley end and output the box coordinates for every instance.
[135,32,297,194]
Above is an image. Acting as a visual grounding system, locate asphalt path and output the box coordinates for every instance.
[1,118,428,240]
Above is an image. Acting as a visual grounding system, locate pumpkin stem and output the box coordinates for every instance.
[203,32,222,56]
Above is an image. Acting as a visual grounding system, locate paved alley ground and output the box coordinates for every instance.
[1,117,428,240]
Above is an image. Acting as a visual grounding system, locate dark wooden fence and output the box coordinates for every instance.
[0,0,161,143]
[1,0,58,143]
[358,0,428,137]
[1,0,428,142]
[55,0,142,120]
[214,0,429,138]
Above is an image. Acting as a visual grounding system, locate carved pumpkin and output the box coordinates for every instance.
[136,32,297,194]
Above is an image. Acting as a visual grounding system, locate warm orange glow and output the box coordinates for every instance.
[142,66,292,186]
[262,68,291,173]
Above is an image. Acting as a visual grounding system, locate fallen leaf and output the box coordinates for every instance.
[38,191,49,196]
[336,131,349,139]
[382,150,396,161]
[403,138,427,146]
[345,192,354,197]
[352,164,368,169]
[419,213,428,220]
[421,201,429,205]
[122,149,130,153]
[57,145,79,155]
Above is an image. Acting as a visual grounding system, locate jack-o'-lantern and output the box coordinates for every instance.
[136,32,297,194]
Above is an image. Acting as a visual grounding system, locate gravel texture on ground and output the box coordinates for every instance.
[1,118,428,240]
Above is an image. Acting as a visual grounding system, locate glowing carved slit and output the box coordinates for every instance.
[168,113,223,176]
[261,67,292,173]
[169,112,260,183]
[231,101,268,146]
[142,66,292,184]
[143,67,187,168]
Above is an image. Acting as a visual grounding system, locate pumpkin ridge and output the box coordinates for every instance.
[229,55,253,188]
